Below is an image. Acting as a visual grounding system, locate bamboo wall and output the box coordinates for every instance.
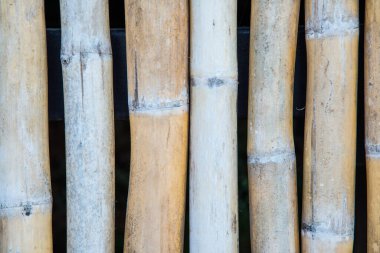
[0,0,374,253]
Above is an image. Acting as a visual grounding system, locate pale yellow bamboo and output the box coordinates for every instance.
[247,1,300,252]
[123,0,188,252]
[60,0,115,252]
[302,1,358,252]
[189,0,239,252]
[365,1,380,252]
[0,0,53,252]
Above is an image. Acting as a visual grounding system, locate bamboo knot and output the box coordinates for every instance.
[128,99,189,113]
[247,151,295,165]
[0,199,52,217]
[191,77,238,88]
[366,144,380,157]
[305,17,359,39]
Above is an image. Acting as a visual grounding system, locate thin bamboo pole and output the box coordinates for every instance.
[189,0,238,252]
[302,1,358,252]
[365,1,380,252]
[123,0,188,252]
[0,1,53,252]
[247,1,300,252]
[60,0,115,252]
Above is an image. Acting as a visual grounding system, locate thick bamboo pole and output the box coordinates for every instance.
[189,0,238,252]
[365,1,380,252]
[0,1,53,252]
[60,0,115,252]
[247,1,300,252]
[302,1,358,252]
[123,0,188,252]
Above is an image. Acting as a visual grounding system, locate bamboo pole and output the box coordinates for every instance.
[302,1,358,252]
[189,0,238,252]
[365,1,380,252]
[0,1,53,252]
[247,1,300,252]
[123,0,188,252]
[60,0,115,252]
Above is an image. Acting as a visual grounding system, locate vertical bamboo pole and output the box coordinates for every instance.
[123,0,188,252]
[365,1,380,252]
[302,1,358,252]
[247,1,300,252]
[189,0,238,252]
[0,1,53,252]
[60,0,115,252]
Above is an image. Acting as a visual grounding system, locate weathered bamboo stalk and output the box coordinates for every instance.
[189,0,238,252]
[123,0,188,252]
[247,1,300,252]
[365,1,380,252]
[0,1,53,252]
[302,1,358,252]
[60,0,115,252]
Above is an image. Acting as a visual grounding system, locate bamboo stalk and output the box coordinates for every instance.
[189,0,238,252]
[60,0,115,252]
[302,1,358,252]
[247,1,300,252]
[123,0,188,252]
[0,1,53,252]
[365,1,380,252]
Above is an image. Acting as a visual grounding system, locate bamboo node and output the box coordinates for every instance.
[366,144,380,157]
[128,99,189,113]
[305,17,359,40]
[301,220,354,241]
[247,151,295,165]
[60,47,112,67]
[302,229,353,242]
[302,222,316,233]
[191,77,238,88]
[0,199,52,217]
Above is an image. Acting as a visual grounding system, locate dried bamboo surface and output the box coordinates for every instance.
[190,0,239,252]
[0,1,53,252]
[60,0,115,252]
[247,0,300,252]
[365,1,380,252]
[124,0,189,252]
[302,1,358,252]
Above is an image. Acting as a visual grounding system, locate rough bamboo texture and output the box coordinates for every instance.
[247,1,300,252]
[189,0,238,252]
[60,0,115,252]
[124,0,188,252]
[365,1,380,252]
[0,1,53,252]
[302,1,358,252]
